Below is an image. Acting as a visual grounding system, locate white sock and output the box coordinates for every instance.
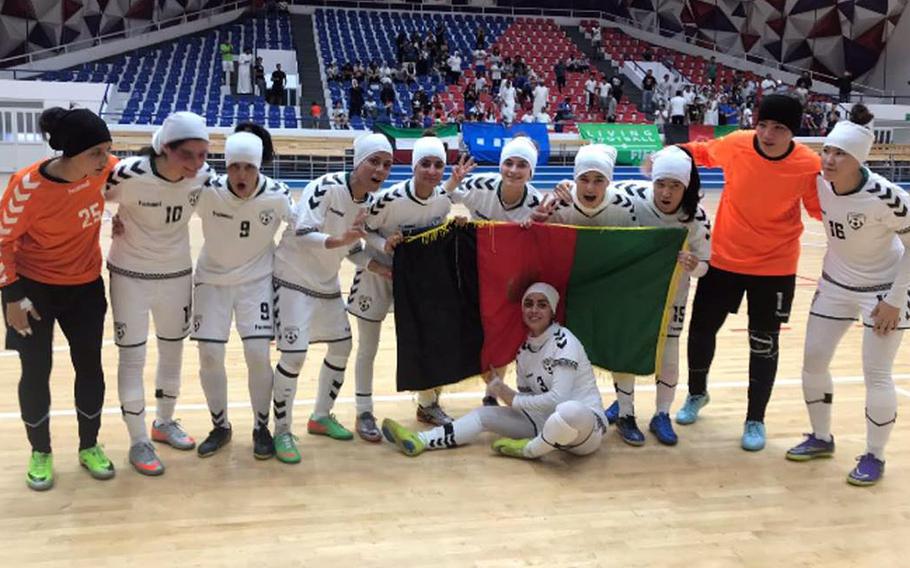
[154,338,184,424]
[243,339,273,432]
[198,342,229,429]
[655,337,679,414]
[313,339,352,419]
[613,373,636,417]
[117,344,149,445]
[863,328,902,460]
[354,319,381,414]
[418,412,482,450]
[801,316,850,442]
[274,351,306,435]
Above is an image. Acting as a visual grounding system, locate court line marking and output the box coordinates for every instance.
[0,373,908,421]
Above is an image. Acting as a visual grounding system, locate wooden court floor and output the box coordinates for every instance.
[0,193,908,567]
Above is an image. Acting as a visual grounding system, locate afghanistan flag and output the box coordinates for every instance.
[392,222,687,392]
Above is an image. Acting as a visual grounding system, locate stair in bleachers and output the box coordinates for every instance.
[291,13,326,126]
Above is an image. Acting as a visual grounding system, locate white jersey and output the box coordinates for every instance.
[194,173,292,286]
[273,172,373,296]
[548,183,637,227]
[449,173,542,222]
[365,179,452,266]
[616,180,712,303]
[817,170,910,306]
[105,155,213,278]
[513,324,604,416]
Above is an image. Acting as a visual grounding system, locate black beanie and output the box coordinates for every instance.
[46,109,112,157]
[757,94,803,134]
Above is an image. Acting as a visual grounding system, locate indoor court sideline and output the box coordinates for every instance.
[0,191,908,566]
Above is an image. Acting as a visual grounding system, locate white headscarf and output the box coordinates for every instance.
[522,282,560,312]
[225,132,263,169]
[411,136,447,170]
[573,143,618,181]
[651,145,692,187]
[824,119,874,164]
[500,136,539,176]
[151,111,209,153]
[353,133,393,169]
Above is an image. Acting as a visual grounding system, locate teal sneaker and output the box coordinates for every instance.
[78,445,116,480]
[26,451,54,491]
[675,393,710,425]
[741,421,766,452]
[274,432,301,464]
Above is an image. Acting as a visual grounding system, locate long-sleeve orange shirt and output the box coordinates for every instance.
[683,130,821,276]
[0,156,118,302]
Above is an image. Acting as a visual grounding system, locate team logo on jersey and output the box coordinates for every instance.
[541,357,554,375]
[188,189,202,207]
[847,212,866,230]
[259,209,276,226]
[283,326,300,345]
[193,314,203,332]
[358,295,372,313]
[114,321,127,341]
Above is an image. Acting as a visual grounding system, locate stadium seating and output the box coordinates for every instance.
[33,13,300,128]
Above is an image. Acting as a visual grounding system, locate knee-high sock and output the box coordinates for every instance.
[118,344,149,445]
[154,338,183,423]
[313,339,352,419]
[273,351,306,435]
[801,316,850,441]
[354,319,381,414]
[524,401,595,458]
[243,339,273,432]
[418,411,482,450]
[613,373,636,417]
[198,342,229,428]
[746,329,780,422]
[655,337,679,414]
[863,328,902,460]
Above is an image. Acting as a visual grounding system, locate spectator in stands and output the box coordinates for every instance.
[464,82,478,114]
[435,23,446,48]
[379,81,395,107]
[326,61,339,82]
[683,85,695,108]
[704,96,719,126]
[599,77,614,119]
[446,51,462,85]
[500,79,517,124]
[641,69,657,113]
[610,75,624,106]
[532,79,549,117]
[331,102,349,129]
[348,79,364,117]
[741,104,753,128]
[654,101,669,132]
[379,61,393,84]
[367,61,380,85]
[502,56,514,78]
[395,31,407,63]
[718,98,738,125]
[269,63,286,105]
[536,105,552,128]
[220,40,233,88]
[706,56,717,85]
[826,108,840,134]
[414,87,431,115]
[839,70,853,102]
[569,55,589,73]
[555,97,574,132]
[254,57,267,98]
[592,25,602,49]
[473,46,487,76]
[476,74,488,95]
[643,46,654,62]
[309,101,322,128]
[490,59,502,93]
[341,61,353,81]
[656,73,673,106]
[796,71,812,91]
[669,90,686,125]
[236,48,253,95]
[363,98,377,119]
[585,73,598,110]
[476,25,486,49]
[555,60,567,93]
[760,73,776,94]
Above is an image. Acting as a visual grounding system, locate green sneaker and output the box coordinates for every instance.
[380,418,425,457]
[78,445,116,480]
[492,438,533,459]
[307,414,354,441]
[273,432,301,464]
[26,451,54,491]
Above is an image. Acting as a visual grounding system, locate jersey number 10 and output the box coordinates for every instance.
[166,205,183,224]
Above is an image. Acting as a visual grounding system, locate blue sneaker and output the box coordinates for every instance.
[847,453,885,486]
[785,434,834,461]
[604,400,619,425]
[649,413,678,446]
[675,393,710,425]
[615,415,646,446]
[741,420,766,451]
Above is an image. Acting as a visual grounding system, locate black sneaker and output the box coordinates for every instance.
[482,396,499,407]
[253,427,275,460]
[197,426,232,457]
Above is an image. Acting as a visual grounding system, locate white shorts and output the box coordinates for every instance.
[346,268,393,322]
[109,272,192,347]
[222,60,233,72]
[191,276,275,343]
[274,279,352,352]
[811,274,910,330]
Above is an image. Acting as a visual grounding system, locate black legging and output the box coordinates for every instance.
[6,276,107,453]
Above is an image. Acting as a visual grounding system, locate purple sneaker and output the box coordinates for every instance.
[847,453,885,486]
[785,434,835,461]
